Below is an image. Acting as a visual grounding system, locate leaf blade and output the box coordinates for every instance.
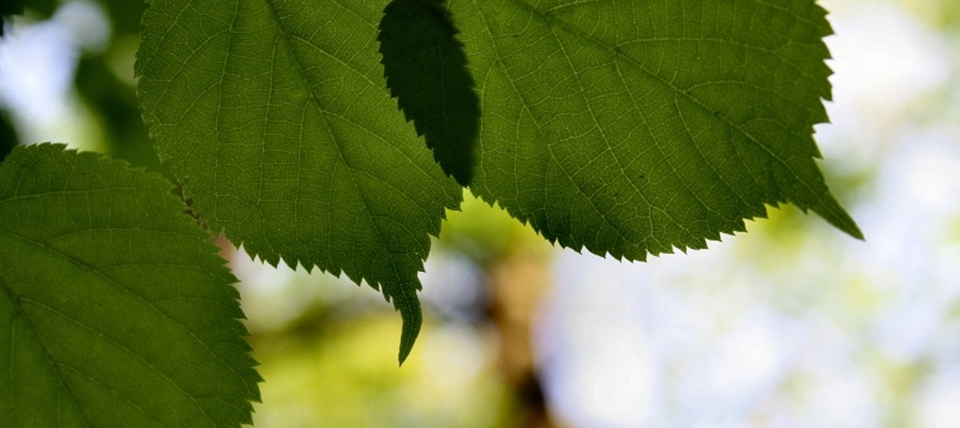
[450,0,860,259]
[378,0,481,185]
[0,144,260,427]
[137,0,462,362]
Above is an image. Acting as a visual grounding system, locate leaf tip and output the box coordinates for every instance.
[383,277,424,366]
[397,309,422,366]
[810,192,864,241]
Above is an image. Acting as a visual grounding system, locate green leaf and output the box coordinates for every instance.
[378,0,481,185]
[137,0,462,362]
[0,144,260,427]
[449,0,862,259]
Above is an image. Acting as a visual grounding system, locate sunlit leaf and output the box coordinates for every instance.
[137,0,462,362]
[138,0,861,360]
[0,144,260,427]
[450,0,861,259]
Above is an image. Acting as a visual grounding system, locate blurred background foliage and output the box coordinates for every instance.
[3,0,960,426]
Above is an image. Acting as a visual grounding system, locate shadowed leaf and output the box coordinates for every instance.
[379,0,481,185]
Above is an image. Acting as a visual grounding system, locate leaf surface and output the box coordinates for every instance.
[137,0,462,362]
[0,144,260,427]
[379,0,481,185]
[449,0,861,258]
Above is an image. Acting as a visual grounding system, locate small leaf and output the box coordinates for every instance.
[379,0,481,185]
[0,144,260,427]
[450,0,861,259]
[137,0,462,362]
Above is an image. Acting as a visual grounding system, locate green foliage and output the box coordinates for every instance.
[0,144,260,427]
[1,0,863,423]
[137,0,463,363]
[379,0,480,185]
[137,0,858,360]
[451,0,861,260]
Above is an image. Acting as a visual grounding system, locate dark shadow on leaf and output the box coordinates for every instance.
[378,0,480,186]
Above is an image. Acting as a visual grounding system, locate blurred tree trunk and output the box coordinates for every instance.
[486,250,554,428]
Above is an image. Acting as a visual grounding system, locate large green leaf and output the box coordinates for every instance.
[0,144,260,427]
[137,0,462,362]
[449,0,861,258]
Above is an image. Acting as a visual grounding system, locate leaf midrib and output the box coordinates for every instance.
[258,0,421,323]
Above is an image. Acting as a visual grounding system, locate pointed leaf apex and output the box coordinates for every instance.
[396,294,423,365]
[813,193,864,240]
